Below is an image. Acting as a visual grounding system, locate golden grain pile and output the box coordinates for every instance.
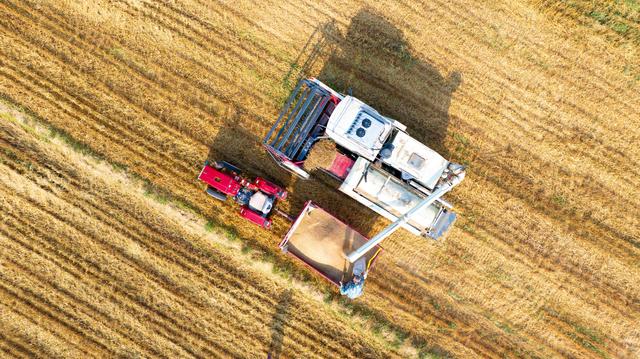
[0,0,638,357]
[303,139,337,171]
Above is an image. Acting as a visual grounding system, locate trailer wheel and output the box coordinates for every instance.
[205,186,227,201]
[263,219,272,229]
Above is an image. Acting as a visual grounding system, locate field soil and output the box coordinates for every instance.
[1,0,639,358]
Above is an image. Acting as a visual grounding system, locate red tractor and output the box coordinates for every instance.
[198,161,287,229]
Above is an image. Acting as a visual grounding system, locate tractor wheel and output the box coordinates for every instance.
[263,219,272,229]
[205,186,227,201]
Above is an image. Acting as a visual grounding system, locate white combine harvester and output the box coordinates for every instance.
[264,78,465,297]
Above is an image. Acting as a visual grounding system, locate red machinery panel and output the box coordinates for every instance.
[198,165,242,196]
[240,206,271,228]
[254,177,287,199]
[328,153,355,180]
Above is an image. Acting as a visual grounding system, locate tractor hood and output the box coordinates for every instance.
[325,96,394,161]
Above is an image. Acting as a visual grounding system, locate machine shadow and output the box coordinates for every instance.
[268,289,293,359]
[284,8,462,236]
[317,8,461,158]
[205,125,292,187]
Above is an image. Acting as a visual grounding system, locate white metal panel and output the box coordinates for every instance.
[382,131,449,189]
[339,157,442,235]
[383,116,407,131]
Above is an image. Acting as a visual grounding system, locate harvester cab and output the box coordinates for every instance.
[198,161,287,229]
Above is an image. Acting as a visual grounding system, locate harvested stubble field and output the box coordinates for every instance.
[0,107,394,357]
[0,0,639,358]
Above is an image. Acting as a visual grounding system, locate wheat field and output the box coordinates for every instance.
[0,106,397,357]
[0,0,638,357]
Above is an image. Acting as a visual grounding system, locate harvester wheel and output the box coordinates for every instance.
[205,186,227,201]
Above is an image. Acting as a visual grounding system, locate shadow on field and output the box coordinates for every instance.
[287,8,462,159]
[280,8,463,235]
[205,125,292,187]
[268,289,293,359]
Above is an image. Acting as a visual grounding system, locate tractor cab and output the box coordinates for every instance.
[198,161,287,229]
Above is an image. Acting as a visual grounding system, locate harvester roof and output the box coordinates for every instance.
[325,96,393,161]
[325,95,449,190]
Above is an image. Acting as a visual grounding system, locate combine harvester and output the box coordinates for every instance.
[262,78,466,297]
